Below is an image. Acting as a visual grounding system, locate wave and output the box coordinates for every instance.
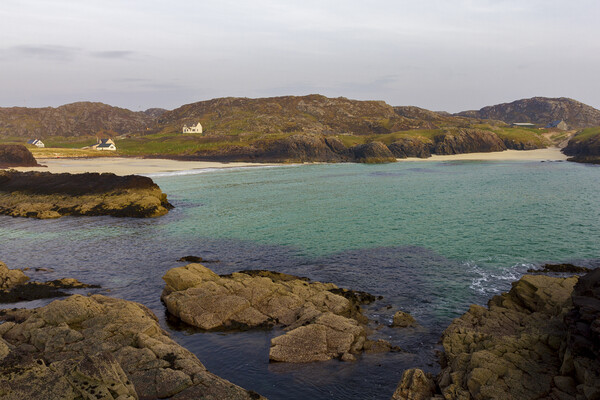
[143,164,294,178]
[467,261,534,297]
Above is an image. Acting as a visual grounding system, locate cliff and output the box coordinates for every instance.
[0,145,40,168]
[456,97,600,128]
[563,128,600,164]
[0,102,153,138]
[0,170,173,218]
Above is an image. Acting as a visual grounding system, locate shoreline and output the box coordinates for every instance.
[11,148,568,176]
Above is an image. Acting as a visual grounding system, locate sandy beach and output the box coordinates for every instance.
[399,147,568,162]
[14,158,276,176]
[12,148,568,175]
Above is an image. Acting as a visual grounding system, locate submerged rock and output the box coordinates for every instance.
[0,261,100,303]
[391,310,417,328]
[0,170,173,218]
[0,294,263,400]
[161,264,386,362]
[393,271,600,400]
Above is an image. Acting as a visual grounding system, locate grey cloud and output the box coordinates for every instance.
[91,50,135,59]
[6,45,81,61]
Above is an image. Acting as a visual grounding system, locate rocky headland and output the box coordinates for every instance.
[161,264,396,363]
[0,144,40,168]
[392,270,600,400]
[0,170,173,218]
[563,129,600,164]
[0,294,264,399]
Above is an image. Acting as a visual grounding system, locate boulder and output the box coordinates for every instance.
[0,261,29,289]
[0,294,263,399]
[392,368,436,400]
[161,264,385,362]
[0,170,173,218]
[391,311,417,328]
[0,145,40,168]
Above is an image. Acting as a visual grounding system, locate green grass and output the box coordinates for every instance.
[571,127,600,142]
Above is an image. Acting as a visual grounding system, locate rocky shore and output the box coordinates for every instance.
[0,170,173,218]
[392,270,600,400]
[161,264,396,363]
[0,294,263,399]
[563,131,600,164]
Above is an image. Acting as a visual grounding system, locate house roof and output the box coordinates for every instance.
[97,143,114,148]
[546,120,565,128]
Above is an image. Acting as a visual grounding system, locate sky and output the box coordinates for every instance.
[1,0,599,112]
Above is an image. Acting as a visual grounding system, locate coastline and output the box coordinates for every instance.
[399,147,568,162]
[11,148,568,176]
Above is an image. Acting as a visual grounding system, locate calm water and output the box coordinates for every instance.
[1,160,599,399]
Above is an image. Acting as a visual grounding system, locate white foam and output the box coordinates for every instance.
[468,262,534,296]
[143,164,293,178]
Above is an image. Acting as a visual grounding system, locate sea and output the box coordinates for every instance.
[1,159,599,399]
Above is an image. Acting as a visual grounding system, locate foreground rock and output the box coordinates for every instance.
[161,264,387,362]
[393,271,600,400]
[0,294,263,399]
[0,145,40,168]
[0,170,173,218]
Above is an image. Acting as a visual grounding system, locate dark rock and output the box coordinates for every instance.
[0,145,40,168]
[564,130,600,164]
[433,128,506,155]
[351,142,396,163]
[0,170,173,218]
[388,138,431,158]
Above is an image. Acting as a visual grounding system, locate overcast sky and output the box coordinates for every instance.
[1,0,598,112]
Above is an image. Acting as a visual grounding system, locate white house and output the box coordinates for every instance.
[183,122,203,134]
[27,139,45,148]
[93,138,117,151]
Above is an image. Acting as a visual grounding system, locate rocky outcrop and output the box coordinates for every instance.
[0,261,99,303]
[351,141,396,163]
[256,134,352,162]
[528,263,592,274]
[0,102,154,138]
[433,129,507,155]
[563,130,600,164]
[391,311,417,328]
[562,269,600,399]
[0,170,173,218]
[0,294,263,399]
[388,138,431,158]
[393,271,600,400]
[161,264,387,363]
[456,97,600,129]
[0,145,40,168]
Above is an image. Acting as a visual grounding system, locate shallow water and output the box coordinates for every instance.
[1,160,599,399]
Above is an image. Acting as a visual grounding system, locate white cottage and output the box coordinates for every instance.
[27,139,45,148]
[182,122,203,134]
[93,138,117,151]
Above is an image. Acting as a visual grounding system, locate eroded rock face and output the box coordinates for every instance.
[0,145,40,168]
[388,138,432,158]
[0,170,173,218]
[433,129,507,155]
[0,294,263,400]
[161,264,383,362]
[351,141,396,163]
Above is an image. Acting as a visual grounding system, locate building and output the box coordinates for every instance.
[511,123,536,128]
[93,138,116,151]
[183,122,203,134]
[27,139,45,148]
[545,120,568,131]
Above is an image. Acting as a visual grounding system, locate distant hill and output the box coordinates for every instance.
[0,102,154,138]
[153,95,468,136]
[456,97,600,128]
[143,108,168,118]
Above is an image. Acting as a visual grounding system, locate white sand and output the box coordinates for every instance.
[12,148,567,176]
[14,158,275,176]
[398,147,568,162]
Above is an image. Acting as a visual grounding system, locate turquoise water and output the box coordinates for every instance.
[0,159,599,399]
